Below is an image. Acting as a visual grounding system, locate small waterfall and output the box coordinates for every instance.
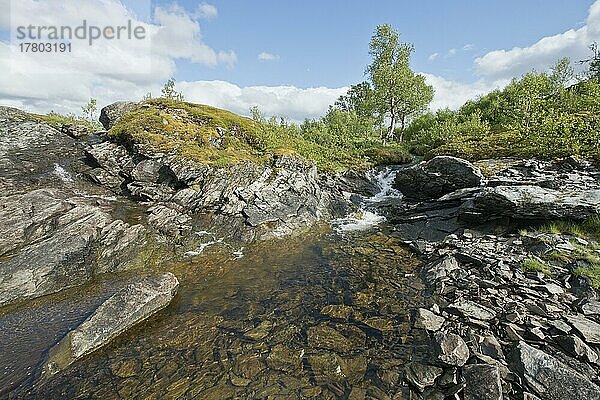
[332,167,402,232]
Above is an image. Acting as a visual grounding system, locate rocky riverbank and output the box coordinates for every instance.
[1,103,599,399]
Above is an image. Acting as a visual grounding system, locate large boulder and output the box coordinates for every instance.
[41,273,179,380]
[99,101,140,130]
[509,341,600,400]
[394,156,483,200]
[473,185,600,220]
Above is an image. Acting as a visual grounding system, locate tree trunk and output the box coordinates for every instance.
[397,116,406,143]
[386,114,396,143]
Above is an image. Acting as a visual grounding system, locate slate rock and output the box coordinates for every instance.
[433,332,470,367]
[463,364,502,400]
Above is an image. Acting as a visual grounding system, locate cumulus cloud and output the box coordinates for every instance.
[194,3,218,19]
[257,52,280,62]
[179,80,347,121]
[0,0,236,114]
[474,0,599,80]
[423,74,507,110]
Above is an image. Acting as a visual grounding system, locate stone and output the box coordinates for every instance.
[394,156,483,200]
[566,314,600,344]
[473,185,600,221]
[403,362,443,392]
[433,332,470,367]
[266,344,302,372]
[99,101,140,130]
[556,335,599,364]
[413,308,445,331]
[581,300,600,316]
[509,341,600,400]
[447,299,496,321]
[320,304,355,319]
[308,353,367,385]
[132,159,164,183]
[307,323,366,353]
[463,364,502,400]
[41,273,179,379]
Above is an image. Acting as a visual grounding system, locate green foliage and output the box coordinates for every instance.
[81,98,97,122]
[406,57,600,163]
[522,257,551,275]
[541,216,600,242]
[161,78,184,101]
[36,111,101,132]
[109,98,410,171]
[367,24,434,141]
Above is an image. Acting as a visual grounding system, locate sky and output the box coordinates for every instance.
[0,0,598,121]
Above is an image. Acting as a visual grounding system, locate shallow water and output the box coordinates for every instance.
[3,224,430,399]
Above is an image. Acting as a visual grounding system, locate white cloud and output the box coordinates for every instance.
[0,0,236,115]
[463,44,475,51]
[424,74,508,111]
[257,52,280,62]
[428,52,439,61]
[475,0,599,80]
[448,48,457,56]
[179,80,347,121]
[194,3,217,19]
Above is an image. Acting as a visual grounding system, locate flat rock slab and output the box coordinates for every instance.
[41,273,179,379]
[567,314,600,345]
[463,364,502,400]
[447,299,496,321]
[509,341,600,400]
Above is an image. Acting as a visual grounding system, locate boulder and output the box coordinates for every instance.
[463,364,503,400]
[433,332,470,367]
[41,273,179,379]
[473,185,600,221]
[447,299,497,321]
[394,156,483,200]
[99,101,140,130]
[509,341,600,400]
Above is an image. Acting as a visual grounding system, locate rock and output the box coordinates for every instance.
[581,300,600,316]
[403,362,443,392]
[0,202,112,307]
[566,315,600,345]
[320,304,355,319]
[131,159,164,183]
[424,255,460,281]
[473,185,600,221]
[41,273,179,379]
[509,341,600,400]
[307,323,366,353]
[413,308,445,331]
[266,344,303,372]
[463,364,502,400]
[556,335,599,364]
[60,123,90,138]
[308,353,367,385]
[433,332,470,367]
[447,299,496,321]
[99,101,140,130]
[394,156,483,200]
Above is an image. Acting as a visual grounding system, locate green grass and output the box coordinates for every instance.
[108,98,411,171]
[35,112,102,132]
[523,257,552,275]
[540,216,600,241]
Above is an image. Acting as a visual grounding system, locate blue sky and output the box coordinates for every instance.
[0,0,598,119]
[172,0,594,86]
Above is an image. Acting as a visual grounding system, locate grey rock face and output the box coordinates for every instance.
[509,341,600,400]
[463,364,502,400]
[433,332,470,367]
[99,101,140,130]
[394,156,483,200]
[474,185,600,220]
[447,299,497,321]
[41,273,179,379]
[566,314,600,344]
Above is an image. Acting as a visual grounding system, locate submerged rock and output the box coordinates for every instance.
[394,156,483,200]
[41,273,179,380]
[403,362,443,392]
[509,341,600,400]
